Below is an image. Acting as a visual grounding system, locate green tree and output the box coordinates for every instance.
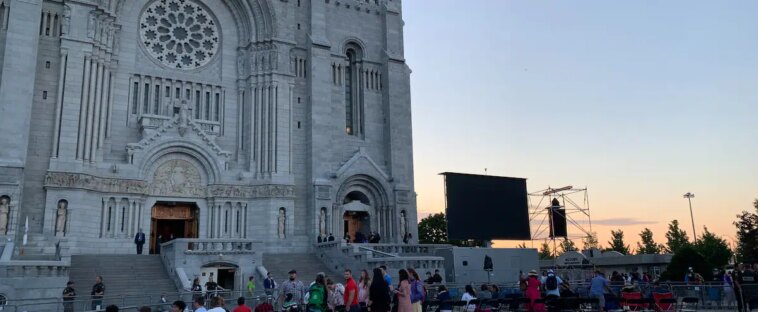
[582,232,600,250]
[539,241,554,260]
[637,228,662,254]
[662,245,712,281]
[734,199,758,263]
[665,219,691,254]
[418,213,447,244]
[693,226,732,269]
[606,229,631,255]
[559,238,577,254]
[417,213,486,247]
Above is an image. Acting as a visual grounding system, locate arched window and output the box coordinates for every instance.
[344,44,364,136]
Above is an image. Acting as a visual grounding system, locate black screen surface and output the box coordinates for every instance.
[549,208,568,238]
[443,172,531,240]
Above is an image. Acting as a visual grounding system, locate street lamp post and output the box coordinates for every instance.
[683,192,697,242]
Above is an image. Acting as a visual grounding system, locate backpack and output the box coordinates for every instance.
[410,280,425,302]
[308,284,326,306]
[545,275,558,291]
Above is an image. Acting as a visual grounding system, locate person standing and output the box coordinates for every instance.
[91,276,105,311]
[380,266,394,291]
[264,272,277,297]
[344,269,360,312]
[62,281,76,312]
[191,277,203,299]
[280,270,305,305]
[134,228,146,254]
[541,270,564,299]
[407,269,424,312]
[395,269,413,312]
[368,268,390,312]
[247,276,256,297]
[307,273,329,312]
[233,297,252,312]
[522,270,543,312]
[358,269,371,306]
[589,271,613,312]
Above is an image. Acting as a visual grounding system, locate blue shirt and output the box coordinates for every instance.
[384,274,393,287]
[541,275,563,297]
[589,276,608,296]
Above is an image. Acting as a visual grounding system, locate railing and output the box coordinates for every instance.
[196,120,221,135]
[364,243,450,256]
[138,114,171,130]
[0,260,69,278]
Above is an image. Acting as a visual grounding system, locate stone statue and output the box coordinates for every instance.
[0,196,9,235]
[399,211,407,238]
[319,209,326,236]
[178,100,189,136]
[277,208,285,239]
[62,5,71,35]
[55,200,68,235]
[87,12,96,38]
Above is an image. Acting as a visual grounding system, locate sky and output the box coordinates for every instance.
[403,1,758,249]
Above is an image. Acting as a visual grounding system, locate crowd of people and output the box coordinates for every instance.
[58,262,758,312]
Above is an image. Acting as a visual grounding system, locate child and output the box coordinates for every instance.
[283,293,299,312]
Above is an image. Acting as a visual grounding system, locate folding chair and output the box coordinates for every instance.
[516,297,531,312]
[657,298,677,311]
[652,292,674,311]
[679,297,698,312]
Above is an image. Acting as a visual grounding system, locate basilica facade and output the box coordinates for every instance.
[0,0,416,254]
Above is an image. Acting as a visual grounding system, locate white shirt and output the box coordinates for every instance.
[207,308,225,312]
[540,275,563,297]
[194,307,207,312]
[461,293,476,312]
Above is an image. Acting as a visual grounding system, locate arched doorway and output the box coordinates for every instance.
[343,191,371,242]
[150,201,199,254]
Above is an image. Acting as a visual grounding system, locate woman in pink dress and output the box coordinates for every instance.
[358,269,371,305]
[523,270,545,312]
[395,269,413,312]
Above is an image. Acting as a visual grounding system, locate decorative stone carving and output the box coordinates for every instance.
[152,159,204,197]
[55,200,68,235]
[139,0,220,69]
[0,196,9,235]
[45,172,294,198]
[207,184,295,198]
[45,172,149,194]
[278,208,286,239]
[87,12,96,38]
[62,5,71,35]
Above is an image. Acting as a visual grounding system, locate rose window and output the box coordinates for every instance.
[139,0,219,70]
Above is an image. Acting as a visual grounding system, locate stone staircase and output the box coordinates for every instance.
[262,253,339,283]
[69,254,178,308]
[13,233,60,261]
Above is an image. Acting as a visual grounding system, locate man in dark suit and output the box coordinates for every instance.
[134,228,146,254]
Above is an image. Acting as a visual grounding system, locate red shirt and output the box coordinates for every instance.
[234,304,253,312]
[344,277,359,306]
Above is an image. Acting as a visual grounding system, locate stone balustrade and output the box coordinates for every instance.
[139,114,171,130]
[0,261,70,278]
[196,120,221,135]
[162,238,260,255]
[314,241,446,281]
